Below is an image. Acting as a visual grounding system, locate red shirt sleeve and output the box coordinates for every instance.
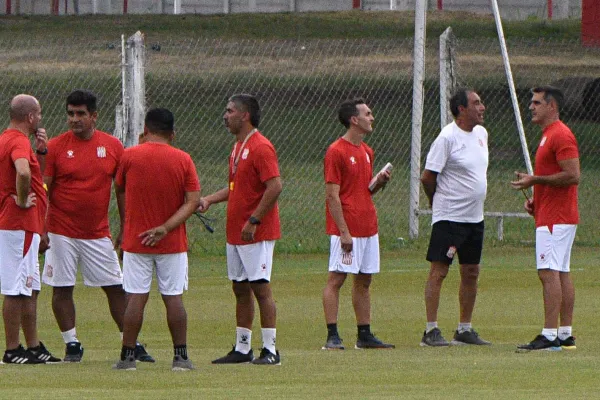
[114,152,128,187]
[11,136,32,162]
[554,132,579,161]
[324,147,343,185]
[254,144,280,183]
[184,156,201,192]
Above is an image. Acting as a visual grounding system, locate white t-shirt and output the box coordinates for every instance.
[425,121,488,224]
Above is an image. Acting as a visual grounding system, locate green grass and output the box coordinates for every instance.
[0,11,582,41]
[3,247,600,398]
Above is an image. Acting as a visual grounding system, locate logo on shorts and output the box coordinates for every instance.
[540,253,545,261]
[261,263,266,271]
[446,246,457,259]
[25,276,33,288]
[67,150,74,158]
[116,271,122,278]
[46,265,53,278]
[342,252,353,265]
[97,146,106,158]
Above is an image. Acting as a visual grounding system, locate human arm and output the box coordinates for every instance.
[325,182,352,252]
[197,187,229,213]
[139,190,201,247]
[38,175,53,253]
[420,169,438,208]
[114,182,126,249]
[240,177,283,242]
[34,129,48,173]
[511,158,580,190]
[12,158,35,208]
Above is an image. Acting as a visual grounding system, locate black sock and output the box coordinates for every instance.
[28,344,41,352]
[174,344,188,360]
[358,324,371,339]
[327,323,339,338]
[121,346,135,360]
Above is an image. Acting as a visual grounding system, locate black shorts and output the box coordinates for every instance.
[426,220,484,265]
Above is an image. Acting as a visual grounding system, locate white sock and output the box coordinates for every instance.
[457,323,472,334]
[61,328,79,344]
[558,326,572,340]
[235,327,252,354]
[541,328,558,341]
[262,328,277,354]
[426,322,438,334]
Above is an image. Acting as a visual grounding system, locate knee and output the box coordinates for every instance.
[429,265,449,283]
[461,265,480,282]
[232,284,253,303]
[52,287,73,302]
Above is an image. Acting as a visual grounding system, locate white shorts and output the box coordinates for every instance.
[328,234,380,275]
[122,252,188,295]
[226,241,275,282]
[42,233,123,287]
[536,224,577,272]
[0,230,41,296]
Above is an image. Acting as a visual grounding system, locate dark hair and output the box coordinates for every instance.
[338,98,366,128]
[66,89,97,113]
[145,108,174,137]
[449,88,473,118]
[531,86,564,112]
[229,94,261,128]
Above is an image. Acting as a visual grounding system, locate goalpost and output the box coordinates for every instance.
[408,0,532,240]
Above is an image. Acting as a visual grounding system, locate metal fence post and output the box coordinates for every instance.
[122,31,146,148]
[439,27,456,129]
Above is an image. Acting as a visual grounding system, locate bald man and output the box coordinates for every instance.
[0,94,60,364]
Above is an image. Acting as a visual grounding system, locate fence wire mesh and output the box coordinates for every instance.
[0,35,598,254]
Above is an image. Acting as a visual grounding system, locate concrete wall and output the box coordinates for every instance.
[0,0,582,19]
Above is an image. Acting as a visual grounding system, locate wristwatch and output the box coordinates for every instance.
[249,216,261,225]
[36,148,48,155]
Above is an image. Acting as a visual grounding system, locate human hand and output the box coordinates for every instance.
[139,226,168,246]
[39,233,50,254]
[197,197,210,213]
[510,171,534,190]
[35,129,48,153]
[524,199,534,216]
[241,221,257,242]
[340,232,353,253]
[12,192,36,209]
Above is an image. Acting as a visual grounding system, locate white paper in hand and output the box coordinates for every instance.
[368,162,393,192]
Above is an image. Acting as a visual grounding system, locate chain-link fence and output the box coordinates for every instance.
[0,35,598,254]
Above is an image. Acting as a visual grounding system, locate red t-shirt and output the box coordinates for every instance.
[115,142,200,254]
[226,132,281,245]
[324,138,378,237]
[533,120,579,228]
[0,129,47,234]
[325,138,377,237]
[44,130,124,239]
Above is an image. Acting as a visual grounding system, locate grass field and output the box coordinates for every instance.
[2,247,600,399]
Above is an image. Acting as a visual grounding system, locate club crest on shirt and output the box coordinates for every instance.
[350,156,356,165]
[67,150,74,158]
[366,153,371,164]
[539,136,547,147]
[97,146,106,158]
[242,148,250,160]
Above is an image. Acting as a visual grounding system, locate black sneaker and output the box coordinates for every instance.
[450,329,491,346]
[29,342,62,363]
[516,335,562,352]
[2,344,45,364]
[321,334,344,350]
[134,343,155,363]
[211,346,254,364]
[64,342,84,363]
[112,355,136,370]
[355,333,395,349]
[420,328,450,347]
[559,336,576,350]
[251,348,281,365]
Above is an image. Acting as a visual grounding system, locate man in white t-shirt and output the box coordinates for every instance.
[420,88,491,347]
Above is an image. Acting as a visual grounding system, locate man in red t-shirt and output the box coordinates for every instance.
[42,90,153,363]
[113,108,200,371]
[512,86,580,352]
[198,94,283,365]
[322,98,393,350]
[0,94,60,364]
